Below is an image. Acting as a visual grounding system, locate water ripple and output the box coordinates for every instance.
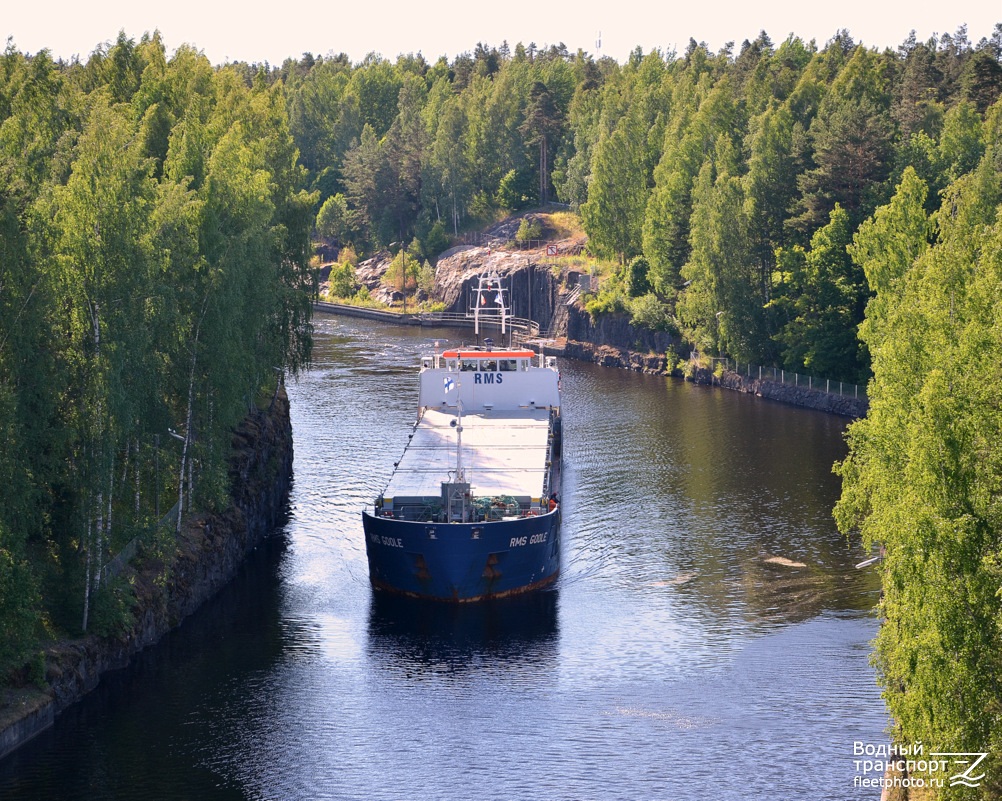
[0,318,887,801]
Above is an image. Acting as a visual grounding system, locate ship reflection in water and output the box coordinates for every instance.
[366,590,560,675]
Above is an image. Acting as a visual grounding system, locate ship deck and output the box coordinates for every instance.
[383,407,553,501]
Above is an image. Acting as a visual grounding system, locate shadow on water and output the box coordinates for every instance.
[558,360,881,636]
[0,533,291,801]
[366,589,559,676]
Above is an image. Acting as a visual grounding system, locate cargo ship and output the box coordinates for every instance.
[362,273,561,601]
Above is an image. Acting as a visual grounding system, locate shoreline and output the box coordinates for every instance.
[560,339,867,418]
[312,303,868,419]
[0,388,294,761]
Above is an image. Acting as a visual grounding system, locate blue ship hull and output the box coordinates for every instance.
[361,509,561,601]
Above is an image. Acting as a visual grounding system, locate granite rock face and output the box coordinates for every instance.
[431,247,562,329]
[566,305,677,364]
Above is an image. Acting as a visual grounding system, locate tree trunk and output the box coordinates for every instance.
[179,296,209,533]
[134,439,141,517]
[104,452,114,583]
[539,138,547,205]
[81,506,92,632]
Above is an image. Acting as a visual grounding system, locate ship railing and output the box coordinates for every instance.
[545,413,561,507]
[416,311,540,347]
[313,303,541,348]
[380,502,443,522]
[384,497,553,523]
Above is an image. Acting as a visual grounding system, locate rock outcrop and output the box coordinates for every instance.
[565,305,678,366]
[432,247,561,326]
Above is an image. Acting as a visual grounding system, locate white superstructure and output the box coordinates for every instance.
[379,346,560,519]
[419,348,560,411]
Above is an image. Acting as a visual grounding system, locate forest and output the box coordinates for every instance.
[0,35,315,673]
[2,24,1002,798]
[277,26,1002,385]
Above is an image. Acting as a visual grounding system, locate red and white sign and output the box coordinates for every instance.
[546,244,558,256]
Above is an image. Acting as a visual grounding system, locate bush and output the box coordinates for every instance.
[326,262,360,299]
[338,243,358,266]
[495,169,535,211]
[624,255,652,297]
[628,293,677,333]
[89,576,137,639]
[0,540,38,675]
[421,220,450,259]
[383,251,420,292]
[417,261,436,295]
[28,651,46,688]
[354,286,373,305]
[584,288,627,319]
[469,190,494,220]
[664,345,683,375]
[316,193,349,243]
[516,217,543,242]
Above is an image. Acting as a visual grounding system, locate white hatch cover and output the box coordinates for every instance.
[383,407,552,500]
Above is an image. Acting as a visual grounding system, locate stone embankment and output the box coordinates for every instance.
[0,388,293,760]
[561,306,867,418]
[562,339,866,419]
[689,365,868,418]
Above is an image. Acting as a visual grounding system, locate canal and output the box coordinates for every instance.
[0,315,887,800]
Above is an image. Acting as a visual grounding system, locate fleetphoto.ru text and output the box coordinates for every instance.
[853,741,988,791]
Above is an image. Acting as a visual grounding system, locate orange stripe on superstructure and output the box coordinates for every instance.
[441,350,536,359]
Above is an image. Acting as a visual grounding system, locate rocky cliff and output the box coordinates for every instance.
[432,245,561,327]
[565,305,679,367]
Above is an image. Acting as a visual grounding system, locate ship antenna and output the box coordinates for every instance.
[473,273,482,337]
[455,394,464,482]
[455,393,467,521]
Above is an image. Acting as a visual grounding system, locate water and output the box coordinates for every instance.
[0,316,887,801]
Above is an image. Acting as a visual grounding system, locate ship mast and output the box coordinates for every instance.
[472,269,508,346]
[455,394,464,483]
[443,380,470,522]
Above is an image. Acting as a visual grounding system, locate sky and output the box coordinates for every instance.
[4,0,1000,66]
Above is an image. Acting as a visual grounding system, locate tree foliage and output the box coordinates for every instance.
[272,28,999,384]
[0,35,314,668]
[835,144,1002,798]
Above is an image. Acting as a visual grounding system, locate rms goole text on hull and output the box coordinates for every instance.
[362,275,561,601]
